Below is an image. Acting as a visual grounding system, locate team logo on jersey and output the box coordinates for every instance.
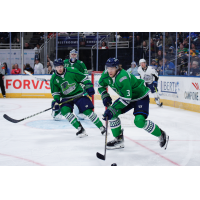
[138,105,142,108]
[66,64,69,67]
[56,79,59,83]
[61,81,76,95]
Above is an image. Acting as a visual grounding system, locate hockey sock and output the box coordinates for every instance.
[154,92,160,104]
[134,115,161,137]
[110,117,121,137]
[61,106,81,129]
[83,109,103,129]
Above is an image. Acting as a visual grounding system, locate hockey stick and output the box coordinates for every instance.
[25,70,49,81]
[3,95,83,123]
[96,117,108,160]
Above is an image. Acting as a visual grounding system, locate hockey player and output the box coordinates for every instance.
[98,58,169,150]
[137,58,163,107]
[64,49,88,76]
[50,58,106,137]
[64,49,88,120]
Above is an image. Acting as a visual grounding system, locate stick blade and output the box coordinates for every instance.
[96,152,105,160]
[3,114,22,123]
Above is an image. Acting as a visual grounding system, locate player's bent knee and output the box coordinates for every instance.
[61,106,72,116]
[83,108,93,116]
[134,115,146,128]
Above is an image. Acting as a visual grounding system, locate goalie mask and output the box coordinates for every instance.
[70,49,78,62]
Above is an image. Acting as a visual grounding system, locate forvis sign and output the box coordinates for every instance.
[3,75,52,98]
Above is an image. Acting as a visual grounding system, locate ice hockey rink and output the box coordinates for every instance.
[0,98,200,166]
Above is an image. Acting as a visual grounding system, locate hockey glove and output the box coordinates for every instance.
[153,81,157,88]
[52,100,60,111]
[86,87,95,97]
[102,106,117,121]
[101,91,112,107]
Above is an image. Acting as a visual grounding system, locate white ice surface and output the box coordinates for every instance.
[0,98,200,166]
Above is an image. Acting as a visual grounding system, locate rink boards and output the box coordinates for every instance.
[0,74,200,113]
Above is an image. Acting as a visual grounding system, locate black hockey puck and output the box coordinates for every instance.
[111,163,117,166]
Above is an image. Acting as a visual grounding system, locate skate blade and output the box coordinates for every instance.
[106,145,124,150]
[163,135,169,150]
[77,132,88,138]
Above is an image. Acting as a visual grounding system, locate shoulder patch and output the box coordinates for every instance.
[80,61,83,63]
[119,76,127,82]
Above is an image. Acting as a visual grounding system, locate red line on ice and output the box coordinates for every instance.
[125,136,180,166]
[0,153,45,166]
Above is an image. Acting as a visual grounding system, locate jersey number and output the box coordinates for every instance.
[127,90,130,96]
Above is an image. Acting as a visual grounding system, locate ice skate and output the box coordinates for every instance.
[106,129,124,150]
[100,126,110,136]
[159,129,169,150]
[76,124,88,138]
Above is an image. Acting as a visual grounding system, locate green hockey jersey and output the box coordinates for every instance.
[50,67,92,101]
[98,69,150,111]
[64,59,88,75]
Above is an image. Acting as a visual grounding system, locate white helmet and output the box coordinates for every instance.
[139,58,146,65]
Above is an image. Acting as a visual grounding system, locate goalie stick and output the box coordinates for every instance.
[3,95,84,123]
[96,117,108,160]
[24,70,49,81]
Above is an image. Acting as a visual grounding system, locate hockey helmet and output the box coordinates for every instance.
[70,49,78,61]
[54,58,64,67]
[139,58,146,65]
[105,58,119,69]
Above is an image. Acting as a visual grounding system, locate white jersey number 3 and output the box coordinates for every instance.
[127,90,130,96]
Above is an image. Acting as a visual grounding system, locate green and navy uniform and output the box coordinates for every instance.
[64,59,88,76]
[50,67,103,130]
[98,69,162,138]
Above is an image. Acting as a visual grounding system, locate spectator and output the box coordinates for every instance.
[142,41,149,60]
[127,61,139,76]
[34,43,40,54]
[24,63,34,74]
[165,32,174,47]
[150,38,156,56]
[190,61,200,76]
[189,43,199,57]
[24,42,31,49]
[150,59,158,70]
[47,55,55,69]
[161,57,175,75]
[47,65,54,74]
[183,39,189,49]
[156,34,163,50]
[3,62,10,75]
[156,50,163,61]
[0,32,9,43]
[178,43,188,54]
[167,46,176,61]
[0,62,6,97]
[99,41,108,49]
[34,58,44,74]
[135,35,142,47]
[11,63,21,74]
